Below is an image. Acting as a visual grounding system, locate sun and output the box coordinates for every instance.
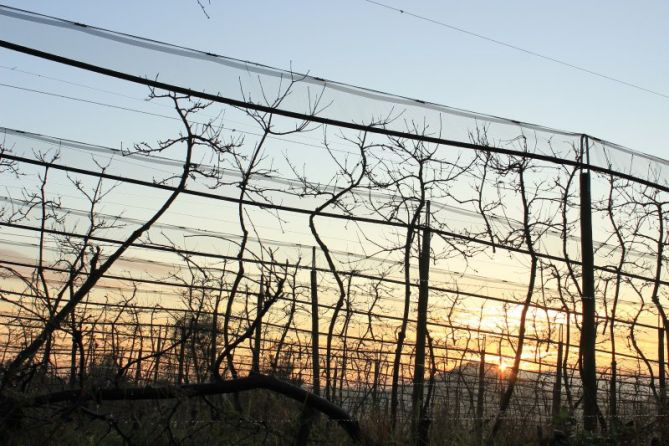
[499,361,508,374]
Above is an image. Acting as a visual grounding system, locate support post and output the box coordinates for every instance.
[372,356,380,408]
[177,324,186,384]
[659,318,666,407]
[579,134,598,432]
[659,317,667,442]
[69,314,77,387]
[135,337,143,383]
[252,275,263,374]
[476,346,486,445]
[154,325,162,384]
[412,201,431,445]
[610,360,617,428]
[311,247,321,396]
[552,336,564,424]
[295,251,321,446]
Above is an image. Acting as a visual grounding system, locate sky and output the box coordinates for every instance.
[0,0,668,159]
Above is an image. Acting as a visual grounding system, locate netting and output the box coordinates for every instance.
[1,4,669,443]
[1,5,667,190]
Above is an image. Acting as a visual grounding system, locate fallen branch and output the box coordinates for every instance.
[23,373,369,444]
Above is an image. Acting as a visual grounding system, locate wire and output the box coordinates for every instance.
[0,81,363,157]
[0,219,657,330]
[0,82,175,120]
[0,122,661,272]
[363,0,669,101]
[0,64,351,148]
[0,64,149,102]
[3,149,668,290]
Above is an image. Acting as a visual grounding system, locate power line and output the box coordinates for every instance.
[363,0,669,101]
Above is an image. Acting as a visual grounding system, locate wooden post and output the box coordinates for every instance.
[610,360,617,427]
[177,324,186,384]
[296,252,321,446]
[476,346,486,445]
[333,365,339,405]
[372,356,381,409]
[154,325,163,384]
[659,317,666,408]
[579,135,598,432]
[135,336,143,383]
[69,337,77,387]
[412,201,431,445]
[69,314,77,387]
[252,275,263,374]
[311,247,321,396]
[659,317,667,442]
[78,324,86,387]
[552,333,564,424]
